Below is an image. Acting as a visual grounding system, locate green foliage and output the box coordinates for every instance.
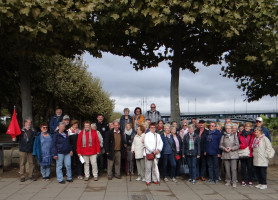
[109,112,122,122]
[30,55,114,125]
[261,115,278,146]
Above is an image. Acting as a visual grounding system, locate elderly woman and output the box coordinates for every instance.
[238,122,255,186]
[179,121,188,142]
[52,122,73,184]
[161,124,177,182]
[120,108,133,131]
[142,121,149,133]
[91,123,103,149]
[219,124,239,187]
[124,123,136,175]
[131,125,146,181]
[33,122,53,180]
[216,123,222,132]
[132,107,145,131]
[182,124,200,184]
[252,127,273,190]
[68,120,83,179]
[231,124,238,136]
[171,125,182,177]
[144,122,163,186]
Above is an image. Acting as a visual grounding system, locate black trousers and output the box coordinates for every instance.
[255,166,267,185]
[240,157,253,183]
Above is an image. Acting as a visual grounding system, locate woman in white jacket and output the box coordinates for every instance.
[252,127,273,190]
[131,125,146,181]
[144,122,163,186]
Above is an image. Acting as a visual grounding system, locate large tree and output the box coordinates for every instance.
[0,0,100,122]
[90,0,277,123]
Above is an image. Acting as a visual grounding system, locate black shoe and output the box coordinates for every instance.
[67,179,73,183]
[59,181,65,184]
[115,175,121,179]
[20,178,25,182]
[30,176,37,181]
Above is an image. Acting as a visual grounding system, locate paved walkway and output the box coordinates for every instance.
[0,166,278,200]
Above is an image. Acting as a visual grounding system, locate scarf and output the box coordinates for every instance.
[82,129,92,148]
[157,126,163,131]
[189,133,194,150]
[252,135,264,148]
[207,129,217,142]
[179,128,188,139]
[125,128,132,136]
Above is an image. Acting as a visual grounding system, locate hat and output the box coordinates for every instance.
[199,120,205,124]
[256,117,263,122]
[63,115,70,120]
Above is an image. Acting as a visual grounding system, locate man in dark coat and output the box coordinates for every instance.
[104,121,125,180]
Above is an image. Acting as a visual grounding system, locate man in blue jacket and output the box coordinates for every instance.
[255,117,271,141]
[204,122,222,184]
[49,108,63,133]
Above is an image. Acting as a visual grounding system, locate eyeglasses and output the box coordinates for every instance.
[42,127,48,129]
[183,125,187,126]
[150,126,156,129]
[210,125,215,127]
[256,121,262,123]
[151,107,156,108]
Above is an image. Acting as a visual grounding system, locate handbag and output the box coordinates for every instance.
[238,135,252,159]
[179,158,189,175]
[146,134,157,160]
[165,136,180,160]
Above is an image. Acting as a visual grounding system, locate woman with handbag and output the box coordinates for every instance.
[252,127,274,190]
[182,124,200,184]
[161,124,177,183]
[171,125,182,178]
[219,124,239,187]
[144,122,163,186]
[238,122,255,186]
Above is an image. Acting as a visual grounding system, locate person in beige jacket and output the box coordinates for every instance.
[219,124,239,187]
[252,127,273,190]
[131,125,146,181]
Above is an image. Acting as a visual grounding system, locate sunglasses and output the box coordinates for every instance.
[151,107,156,108]
[42,127,48,129]
[256,121,262,123]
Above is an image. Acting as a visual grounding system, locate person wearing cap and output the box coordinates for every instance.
[62,115,71,130]
[195,120,208,181]
[49,108,63,133]
[255,117,271,142]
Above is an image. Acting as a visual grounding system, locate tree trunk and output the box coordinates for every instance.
[170,27,182,125]
[19,57,33,125]
[170,66,180,124]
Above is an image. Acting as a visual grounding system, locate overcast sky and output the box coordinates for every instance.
[84,52,277,115]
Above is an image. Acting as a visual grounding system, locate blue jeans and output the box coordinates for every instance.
[196,154,206,178]
[207,155,219,181]
[40,166,51,178]
[187,156,197,180]
[56,153,72,182]
[163,154,176,178]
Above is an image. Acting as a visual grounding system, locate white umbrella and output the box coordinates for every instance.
[153,158,160,184]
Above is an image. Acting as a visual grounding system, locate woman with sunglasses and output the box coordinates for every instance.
[33,122,53,180]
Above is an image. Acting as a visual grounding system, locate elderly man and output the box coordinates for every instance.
[49,108,63,133]
[17,119,37,182]
[255,117,271,141]
[104,121,125,180]
[145,103,161,123]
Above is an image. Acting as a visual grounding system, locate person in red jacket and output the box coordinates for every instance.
[77,121,100,181]
[238,122,255,187]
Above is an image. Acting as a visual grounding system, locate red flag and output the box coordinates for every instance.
[6,107,21,138]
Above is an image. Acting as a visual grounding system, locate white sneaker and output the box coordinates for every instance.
[172,178,177,183]
[142,178,146,182]
[136,177,141,181]
[164,178,169,182]
[260,185,267,190]
[255,184,262,188]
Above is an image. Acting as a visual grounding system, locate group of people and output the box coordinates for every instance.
[16,104,275,190]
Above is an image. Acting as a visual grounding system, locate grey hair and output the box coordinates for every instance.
[123,108,130,113]
[188,124,195,129]
[170,125,176,131]
[58,122,66,126]
[113,120,119,125]
[231,123,238,129]
[91,123,96,128]
[24,119,32,123]
[164,123,171,129]
[225,124,232,129]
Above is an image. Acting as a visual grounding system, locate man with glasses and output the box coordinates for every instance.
[255,117,271,141]
[204,122,222,184]
[145,103,161,123]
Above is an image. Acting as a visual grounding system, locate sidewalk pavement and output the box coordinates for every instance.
[0,166,277,200]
